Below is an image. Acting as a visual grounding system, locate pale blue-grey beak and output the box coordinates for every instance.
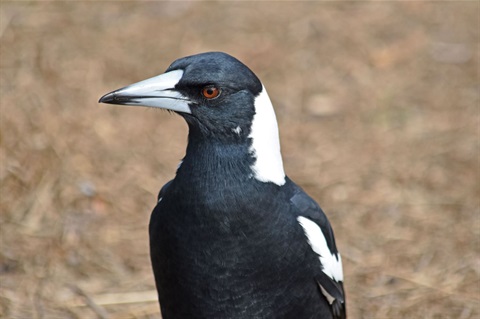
[98,69,191,114]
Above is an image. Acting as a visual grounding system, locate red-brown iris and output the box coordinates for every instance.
[202,86,220,99]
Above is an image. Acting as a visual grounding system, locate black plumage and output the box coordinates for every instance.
[100,52,346,319]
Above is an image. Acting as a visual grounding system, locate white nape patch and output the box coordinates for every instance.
[232,126,242,135]
[158,197,163,203]
[177,160,183,169]
[297,216,344,282]
[248,86,285,186]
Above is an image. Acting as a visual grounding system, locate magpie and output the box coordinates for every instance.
[99,52,346,319]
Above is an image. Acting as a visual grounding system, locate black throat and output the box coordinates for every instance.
[175,124,256,186]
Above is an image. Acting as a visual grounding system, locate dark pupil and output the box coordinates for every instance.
[207,88,214,95]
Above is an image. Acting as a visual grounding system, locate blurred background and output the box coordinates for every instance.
[1,2,478,318]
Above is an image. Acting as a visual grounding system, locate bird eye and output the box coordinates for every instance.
[201,86,220,99]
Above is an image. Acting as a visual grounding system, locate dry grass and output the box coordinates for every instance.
[1,2,479,318]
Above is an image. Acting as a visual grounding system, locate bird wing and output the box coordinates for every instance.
[288,179,346,319]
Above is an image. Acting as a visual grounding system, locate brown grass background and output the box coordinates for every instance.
[1,2,479,318]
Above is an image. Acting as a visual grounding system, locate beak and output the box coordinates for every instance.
[98,69,191,114]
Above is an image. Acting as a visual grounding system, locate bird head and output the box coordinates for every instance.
[100,52,263,138]
[99,52,285,185]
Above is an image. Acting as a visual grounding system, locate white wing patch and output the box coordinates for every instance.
[297,216,344,282]
[248,86,285,186]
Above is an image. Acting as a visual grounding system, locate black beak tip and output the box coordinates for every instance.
[99,92,115,104]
